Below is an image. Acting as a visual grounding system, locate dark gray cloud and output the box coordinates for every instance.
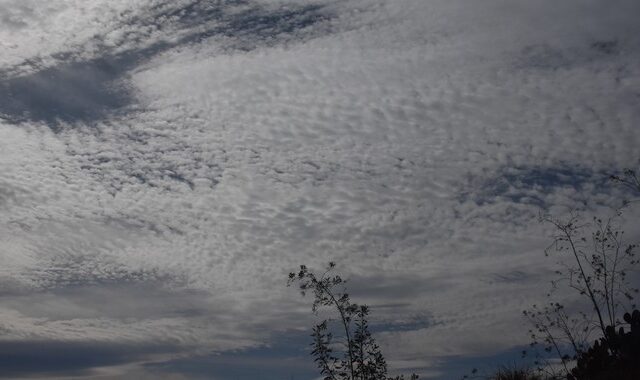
[460,165,609,208]
[0,57,132,129]
[488,270,538,285]
[144,332,316,380]
[0,0,333,128]
[0,340,178,378]
[0,280,208,319]
[147,0,330,47]
[513,38,624,71]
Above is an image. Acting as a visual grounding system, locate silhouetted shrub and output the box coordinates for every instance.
[567,309,640,380]
[490,366,543,380]
[288,262,418,380]
[463,365,547,380]
[523,168,640,377]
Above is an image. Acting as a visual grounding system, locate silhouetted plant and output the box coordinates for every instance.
[567,309,640,380]
[523,168,640,378]
[288,262,418,380]
[489,365,544,380]
[610,168,640,198]
[463,364,546,380]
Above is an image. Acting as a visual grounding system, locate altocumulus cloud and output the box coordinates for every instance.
[1,0,640,378]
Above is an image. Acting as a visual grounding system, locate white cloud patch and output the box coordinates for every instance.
[1,0,640,378]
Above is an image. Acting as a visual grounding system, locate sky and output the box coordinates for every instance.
[0,0,639,378]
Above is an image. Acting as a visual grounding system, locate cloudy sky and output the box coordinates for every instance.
[0,0,639,378]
